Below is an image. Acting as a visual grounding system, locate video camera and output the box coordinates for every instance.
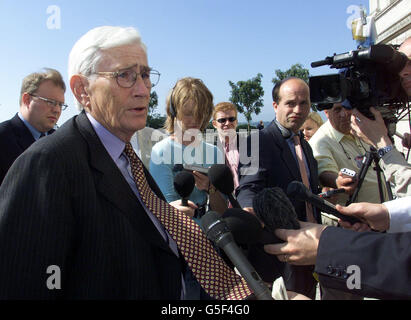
[309,44,410,128]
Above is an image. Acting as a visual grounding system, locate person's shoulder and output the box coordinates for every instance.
[0,120,12,136]
[0,115,17,132]
[26,117,83,158]
[309,122,332,145]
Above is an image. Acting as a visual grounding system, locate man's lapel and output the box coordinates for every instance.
[10,114,35,151]
[268,122,300,181]
[75,112,172,253]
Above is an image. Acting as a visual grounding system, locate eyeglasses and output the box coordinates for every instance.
[216,117,237,124]
[95,67,160,88]
[29,94,68,111]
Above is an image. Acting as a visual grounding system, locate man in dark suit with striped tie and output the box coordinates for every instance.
[0,68,65,185]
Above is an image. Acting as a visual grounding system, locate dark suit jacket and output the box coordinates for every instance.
[237,121,320,221]
[0,112,183,299]
[236,121,320,297]
[316,227,411,300]
[0,113,56,185]
[0,114,36,185]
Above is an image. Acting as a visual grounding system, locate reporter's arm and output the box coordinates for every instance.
[379,149,411,198]
[315,227,411,300]
[383,196,411,233]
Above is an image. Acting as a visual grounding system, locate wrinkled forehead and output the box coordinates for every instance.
[98,44,148,71]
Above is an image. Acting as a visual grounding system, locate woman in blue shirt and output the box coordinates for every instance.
[150,77,226,215]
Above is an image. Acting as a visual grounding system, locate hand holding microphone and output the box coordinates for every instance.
[208,164,241,208]
[171,171,197,217]
[286,181,362,225]
[173,171,195,206]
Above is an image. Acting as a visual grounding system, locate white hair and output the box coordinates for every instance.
[68,26,147,110]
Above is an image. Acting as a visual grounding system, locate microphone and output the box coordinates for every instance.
[222,208,263,245]
[173,171,195,206]
[222,207,285,284]
[253,187,300,235]
[200,211,273,300]
[318,188,346,198]
[286,181,361,225]
[208,164,241,208]
[173,164,184,172]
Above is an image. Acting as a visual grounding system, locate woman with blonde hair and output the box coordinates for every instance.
[301,111,324,141]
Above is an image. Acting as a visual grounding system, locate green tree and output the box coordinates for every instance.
[148,91,158,117]
[229,73,264,133]
[146,91,166,129]
[271,63,317,111]
[271,63,310,85]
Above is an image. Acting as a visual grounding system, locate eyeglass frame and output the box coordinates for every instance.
[216,117,237,124]
[29,93,68,111]
[93,66,161,89]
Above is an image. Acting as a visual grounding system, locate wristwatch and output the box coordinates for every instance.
[377,145,393,158]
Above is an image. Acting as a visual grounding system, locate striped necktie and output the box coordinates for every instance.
[123,142,252,300]
[292,135,316,223]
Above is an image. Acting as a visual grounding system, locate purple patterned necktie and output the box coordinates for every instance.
[123,142,252,300]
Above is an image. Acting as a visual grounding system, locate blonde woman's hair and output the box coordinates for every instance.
[164,77,214,133]
[306,111,324,127]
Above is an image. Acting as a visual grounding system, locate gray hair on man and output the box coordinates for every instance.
[68,26,147,110]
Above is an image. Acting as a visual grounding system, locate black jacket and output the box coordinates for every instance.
[0,112,183,299]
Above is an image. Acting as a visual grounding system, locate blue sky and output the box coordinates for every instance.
[0,0,369,125]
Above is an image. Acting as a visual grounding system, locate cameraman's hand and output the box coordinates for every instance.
[350,107,392,148]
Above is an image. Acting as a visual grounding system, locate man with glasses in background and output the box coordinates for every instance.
[0,68,66,185]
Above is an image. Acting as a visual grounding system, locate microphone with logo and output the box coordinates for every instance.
[286,181,361,225]
[173,171,195,206]
[200,210,273,300]
[208,164,241,208]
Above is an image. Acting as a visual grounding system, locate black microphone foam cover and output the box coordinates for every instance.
[208,164,234,195]
[222,208,262,245]
[173,164,184,172]
[253,187,300,233]
[173,171,195,198]
[286,181,309,200]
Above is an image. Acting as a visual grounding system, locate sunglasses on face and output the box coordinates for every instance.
[216,117,236,124]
